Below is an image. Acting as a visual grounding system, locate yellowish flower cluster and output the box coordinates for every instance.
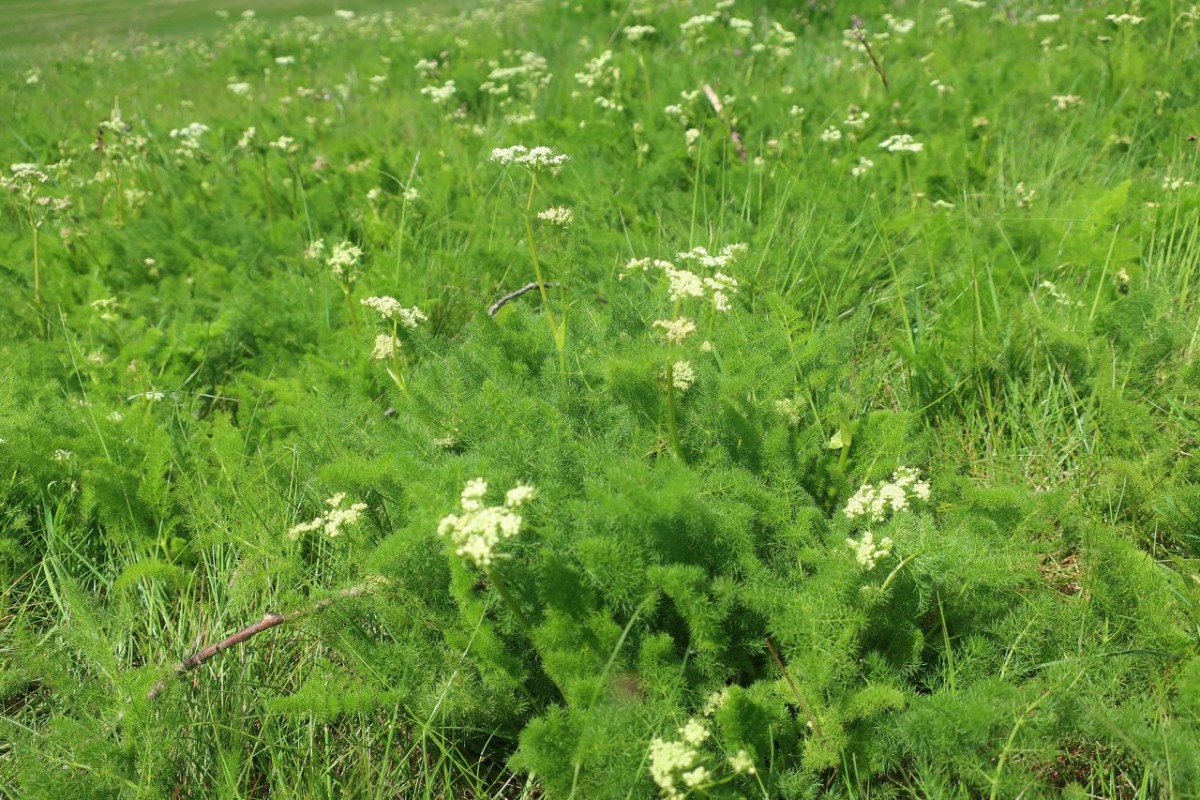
[437,479,535,569]
[648,689,757,798]
[288,492,368,540]
[846,530,894,570]
[843,467,931,523]
[360,296,427,328]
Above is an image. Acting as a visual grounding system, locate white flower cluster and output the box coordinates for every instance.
[820,127,842,143]
[774,397,803,426]
[437,479,535,569]
[1106,13,1145,25]
[879,133,924,153]
[623,244,745,313]
[1038,280,1083,308]
[884,13,916,34]
[574,49,615,89]
[168,122,209,159]
[169,122,209,140]
[749,20,797,59]
[537,206,574,226]
[653,317,697,344]
[8,163,48,183]
[371,333,397,360]
[851,157,875,177]
[420,80,457,105]
[1051,94,1084,111]
[482,50,552,93]
[489,145,570,170]
[1015,181,1037,208]
[269,135,299,153]
[843,467,931,523]
[623,24,657,41]
[288,492,367,540]
[846,530,893,570]
[844,106,871,128]
[649,718,713,800]
[676,244,747,270]
[327,241,363,283]
[668,360,696,392]
[648,691,755,800]
[360,296,427,328]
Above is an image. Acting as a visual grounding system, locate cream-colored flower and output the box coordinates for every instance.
[537,206,574,226]
[371,334,397,361]
[728,749,756,775]
[846,530,894,570]
[653,318,697,344]
[669,361,696,392]
[288,492,367,540]
[438,479,533,568]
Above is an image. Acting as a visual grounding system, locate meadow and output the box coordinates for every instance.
[2,0,1200,797]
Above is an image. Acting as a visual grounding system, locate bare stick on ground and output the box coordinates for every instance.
[488,281,563,317]
[146,584,370,700]
[702,83,747,163]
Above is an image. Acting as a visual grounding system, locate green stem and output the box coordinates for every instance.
[665,363,684,461]
[387,322,407,396]
[765,636,824,742]
[343,287,360,336]
[29,212,43,338]
[486,566,534,636]
[522,174,566,376]
[395,197,408,287]
[113,163,126,226]
[260,156,275,240]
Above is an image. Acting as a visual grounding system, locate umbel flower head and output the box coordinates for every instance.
[360,296,427,328]
[489,144,570,170]
[843,466,930,523]
[846,529,893,570]
[649,718,716,799]
[288,492,367,540]
[327,241,364,284]
[438,479,535,568]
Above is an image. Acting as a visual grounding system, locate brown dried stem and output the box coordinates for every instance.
[487,281,564,317]
[146,584,369,700]
[702,83,747,162]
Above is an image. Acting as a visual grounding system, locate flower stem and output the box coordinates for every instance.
[665,364,685,461]
[343,288,360,336]
[29,211,43,338]
[486,566,534,636]
[522,175,567,377]
[765,636,824,742]
[260,155,275,240]
[387,322,408,396]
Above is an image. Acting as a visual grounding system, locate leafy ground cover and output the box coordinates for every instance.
[2,0,1200,797]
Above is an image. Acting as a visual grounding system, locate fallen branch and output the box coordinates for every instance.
[147,584,370,700]
[487,281,563,317]
[702,83,747,163]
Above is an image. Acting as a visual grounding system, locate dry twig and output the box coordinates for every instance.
[146,584,370,700]
[702,83,747,162]
[487,281,563,317]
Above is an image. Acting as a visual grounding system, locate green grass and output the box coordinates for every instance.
[0,0,468,53]
[2,0,1200,798]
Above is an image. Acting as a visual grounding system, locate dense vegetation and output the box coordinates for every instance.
[3,1,1200,797]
